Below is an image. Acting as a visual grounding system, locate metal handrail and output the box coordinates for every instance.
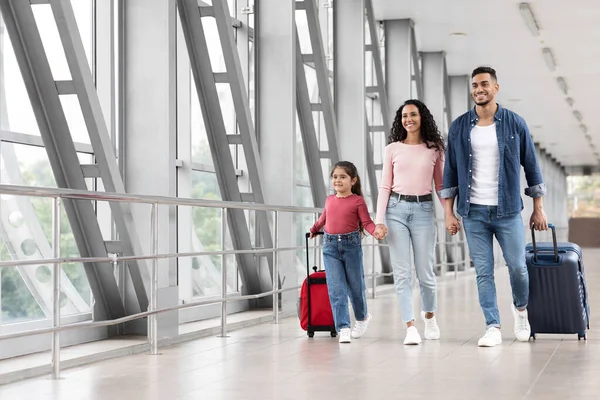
[0,184,323,213]
[0,183,472,380]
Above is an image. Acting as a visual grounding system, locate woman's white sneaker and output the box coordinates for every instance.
[403,326,422,345]
[421,311,441,340]
[352,314,372,339]
[478,327,502,347]
[339,328,352,343]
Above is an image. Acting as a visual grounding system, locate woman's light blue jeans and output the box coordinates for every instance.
[385,198,437,323]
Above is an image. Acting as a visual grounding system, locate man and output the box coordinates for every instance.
[440,66,548,347]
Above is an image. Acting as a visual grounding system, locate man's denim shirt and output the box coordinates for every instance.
[439,105,546,218]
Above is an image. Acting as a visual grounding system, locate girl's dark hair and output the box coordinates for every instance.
[331,161,363,197]
[389,99,446,154]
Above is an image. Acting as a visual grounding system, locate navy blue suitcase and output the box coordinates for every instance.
[525,223,590,340]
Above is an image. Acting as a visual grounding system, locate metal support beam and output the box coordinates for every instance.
[296,38,327,207]
[176,0,270,296]
[294,0,341,206]
[365,0,390,126]
[53,0,152,313]
[0,0,133,319]
[303,0,340,164]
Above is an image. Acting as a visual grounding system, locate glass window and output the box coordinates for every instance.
[0,144,93,324]
[190,171,237,295]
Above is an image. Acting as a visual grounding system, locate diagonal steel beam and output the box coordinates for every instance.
[295,37,327,208]
[0,0,125,319]
[302,0,340,164]
[210,0,275,287]
[176,0,262,294]
[50,0,149,312]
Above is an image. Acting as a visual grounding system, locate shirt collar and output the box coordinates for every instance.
[469,103,504,124]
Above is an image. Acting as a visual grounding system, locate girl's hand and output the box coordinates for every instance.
[374,224,387,240]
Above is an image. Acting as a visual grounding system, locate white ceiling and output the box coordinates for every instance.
[373,0,600,167]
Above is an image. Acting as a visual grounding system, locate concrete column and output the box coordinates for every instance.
[256,0,296,312]
[385,19,412,123]
[449,75,470,120]
[422,52,446,129]
[123,0,178,336]
[334,0,365,174]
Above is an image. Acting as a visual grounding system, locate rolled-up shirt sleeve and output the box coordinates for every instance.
[524,182,547,198]
[439,125,459,199]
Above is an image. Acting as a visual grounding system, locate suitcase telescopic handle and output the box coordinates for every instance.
[305,232,324,277]
[531,223,558,263]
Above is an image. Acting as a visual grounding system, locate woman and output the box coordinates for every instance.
[374,99,449,345]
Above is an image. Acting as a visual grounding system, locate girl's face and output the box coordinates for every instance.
[331,167,356,195]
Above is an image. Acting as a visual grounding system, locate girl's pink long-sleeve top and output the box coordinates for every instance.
[310,194,376,235]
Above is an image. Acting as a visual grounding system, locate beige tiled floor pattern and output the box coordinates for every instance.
[1,249,599,399]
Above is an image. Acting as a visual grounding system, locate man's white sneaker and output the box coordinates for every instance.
[421,311,441,340]
[403,326,422,345]
[478,327,502,347]
[352,314,372,339]
[513,305,531,342]
[339,328,352,343]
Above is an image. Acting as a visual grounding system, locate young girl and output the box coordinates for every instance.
[309,161,379,343]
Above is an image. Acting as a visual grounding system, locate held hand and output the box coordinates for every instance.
[374,224,388,240]
[446,215,461,236]
[309,231,315,239]
[530,208,548,231]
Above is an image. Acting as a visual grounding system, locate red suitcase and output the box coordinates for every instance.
[299,232,336,337]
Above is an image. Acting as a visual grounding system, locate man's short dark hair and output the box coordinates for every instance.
[471,66,497,82]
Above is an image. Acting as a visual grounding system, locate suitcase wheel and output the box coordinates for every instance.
[307,331,314,338]
[531,333,536,340]
[330,331,337,338]
[578,333,586,341]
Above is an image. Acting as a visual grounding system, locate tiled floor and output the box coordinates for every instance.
[1,249,599,399]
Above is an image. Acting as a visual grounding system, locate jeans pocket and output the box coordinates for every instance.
[419,201,434,212]
[388,197,399,208]
[350,236,362,247]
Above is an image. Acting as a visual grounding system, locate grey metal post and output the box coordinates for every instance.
[273,211,279,323]
[371,235,376,299]
[220,207,228,337]
[149,203,159,355]
[51,197,61,379]
[463,229,470,272]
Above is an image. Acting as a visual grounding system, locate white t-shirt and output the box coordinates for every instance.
[470,123,499,205]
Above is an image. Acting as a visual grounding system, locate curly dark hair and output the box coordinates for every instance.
[389,99,446,154]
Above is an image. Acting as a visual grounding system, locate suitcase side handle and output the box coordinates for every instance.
[531,223,558,263]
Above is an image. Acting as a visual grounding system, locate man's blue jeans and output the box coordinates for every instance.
[462,204,529,328]
[322,231,368,332]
